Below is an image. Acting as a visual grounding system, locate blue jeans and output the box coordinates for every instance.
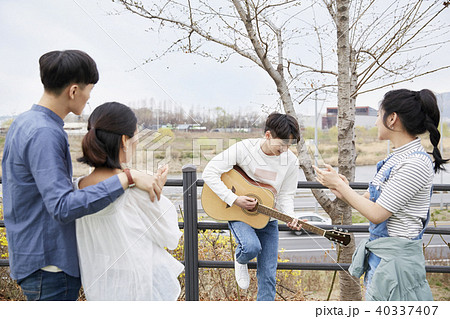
[364,251,382,289]
[17,270,81,301]
[229,220,279,301]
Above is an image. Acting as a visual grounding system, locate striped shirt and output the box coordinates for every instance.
[372,138,434,239]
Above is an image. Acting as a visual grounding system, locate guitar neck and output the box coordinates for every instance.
[257,204,326,236]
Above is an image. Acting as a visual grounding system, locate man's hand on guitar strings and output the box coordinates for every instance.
[234,196,258,210]
[287,218,306,231]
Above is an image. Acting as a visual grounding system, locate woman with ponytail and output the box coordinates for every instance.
[314,89,446,301]
[75,102,183,300]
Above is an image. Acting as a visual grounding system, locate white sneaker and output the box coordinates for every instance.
[234,259,250,289]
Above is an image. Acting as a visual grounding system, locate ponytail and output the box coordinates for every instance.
[78,127,112,168]
[381,89,448,173]
[418,89,448,173]
[77,102,137,169]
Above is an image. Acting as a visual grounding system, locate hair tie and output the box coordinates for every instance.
[87,127,98,138]
[415,91,421,101]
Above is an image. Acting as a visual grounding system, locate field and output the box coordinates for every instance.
[64,127,450,177]
[2,125,450,177]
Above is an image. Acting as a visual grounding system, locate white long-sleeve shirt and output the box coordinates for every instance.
[202,138,299,219]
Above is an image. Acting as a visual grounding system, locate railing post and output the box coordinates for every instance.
[182,164,199,301]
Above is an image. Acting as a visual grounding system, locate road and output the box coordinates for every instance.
[278,231,450,265]
[163,185,450,216]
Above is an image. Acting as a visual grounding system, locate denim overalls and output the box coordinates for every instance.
[365,151,433,286]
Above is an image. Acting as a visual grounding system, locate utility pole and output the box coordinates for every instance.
[314,91,319,215]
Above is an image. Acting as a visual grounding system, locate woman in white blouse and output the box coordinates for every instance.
[75,102,183,301]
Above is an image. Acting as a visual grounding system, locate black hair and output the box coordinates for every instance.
[381,89,448,173]
[39,50,99,95]
[264,112,300,143]
[78,102,137,169]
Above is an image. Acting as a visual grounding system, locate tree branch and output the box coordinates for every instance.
[287,60,338,76]
[356,0,448,93]
[115,0,264,68]
[355,65,450,96]
[232,0,283,83]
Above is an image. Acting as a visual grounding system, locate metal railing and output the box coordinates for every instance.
[179,165,450,300]
[1,165,450,301]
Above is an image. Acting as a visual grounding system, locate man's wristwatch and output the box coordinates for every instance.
[123,168,136,188]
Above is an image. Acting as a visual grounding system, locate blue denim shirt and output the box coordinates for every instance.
[2,105,124,280]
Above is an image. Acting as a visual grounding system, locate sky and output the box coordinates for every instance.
[1,0,449,119]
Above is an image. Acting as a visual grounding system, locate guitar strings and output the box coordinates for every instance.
[248,178,362,287]
[302,231,361,287]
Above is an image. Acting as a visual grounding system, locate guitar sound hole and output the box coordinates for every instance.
[242,194,261,216]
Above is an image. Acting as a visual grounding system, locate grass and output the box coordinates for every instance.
[351,211,369,224]
[0,201,25,301]
[431,209,450,222]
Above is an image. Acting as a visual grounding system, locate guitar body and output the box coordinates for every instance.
[201,166,277,229]
[202,166,352,246]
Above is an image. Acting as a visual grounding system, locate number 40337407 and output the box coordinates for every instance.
[375,305,438,316]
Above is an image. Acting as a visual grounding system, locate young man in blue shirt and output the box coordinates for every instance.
[2,50,165,301]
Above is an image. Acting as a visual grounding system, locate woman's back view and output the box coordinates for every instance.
[75,102,183,300]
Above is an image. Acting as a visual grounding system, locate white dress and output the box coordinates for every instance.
[75,178,184,301]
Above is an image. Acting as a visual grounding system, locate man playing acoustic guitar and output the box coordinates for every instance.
[202,112,302,301]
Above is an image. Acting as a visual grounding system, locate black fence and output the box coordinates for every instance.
[1,165,450,301]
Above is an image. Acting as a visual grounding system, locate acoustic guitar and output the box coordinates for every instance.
[201,166,351,246]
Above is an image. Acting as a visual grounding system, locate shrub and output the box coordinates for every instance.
[170,214,306,301]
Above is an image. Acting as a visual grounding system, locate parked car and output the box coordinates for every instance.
[291,212,331,236]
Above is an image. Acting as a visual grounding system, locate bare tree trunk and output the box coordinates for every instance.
[232,0,335,214]
[335,0,362,301]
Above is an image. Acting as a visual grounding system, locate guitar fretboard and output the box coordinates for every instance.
[257,204,326,236]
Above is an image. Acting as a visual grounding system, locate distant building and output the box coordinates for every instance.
[64,122,87,135]
[175,124,192,131]
[211,127,251,133]
[321,108,337,130]
[321,106,378,129]
[145,124,173,131]
[175,124,207,132]
[189,124,207,132]
[357,106,378,116]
